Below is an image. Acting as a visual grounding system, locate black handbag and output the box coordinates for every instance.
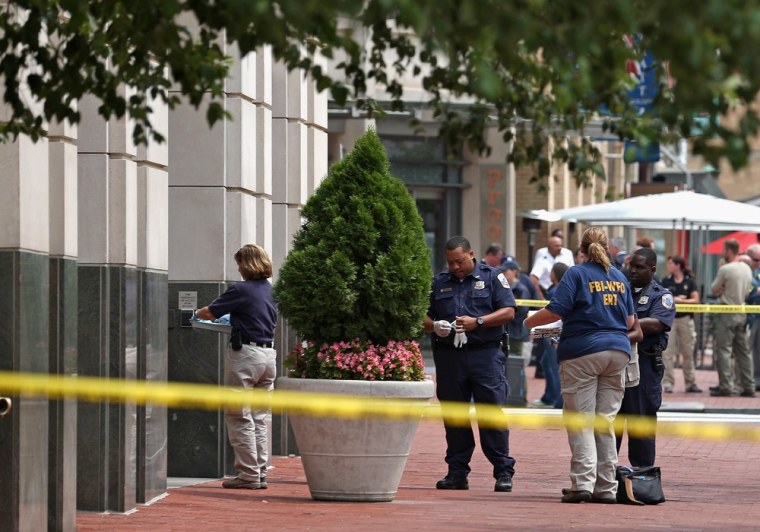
[616,466,666,505]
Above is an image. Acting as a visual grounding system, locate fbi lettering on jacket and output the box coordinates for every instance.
[587,280,627,306]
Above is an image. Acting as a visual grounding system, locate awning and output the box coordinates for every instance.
[701,231,760,255]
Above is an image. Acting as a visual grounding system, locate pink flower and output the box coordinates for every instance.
[285,338,425,381]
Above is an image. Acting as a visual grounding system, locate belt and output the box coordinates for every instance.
[249,341,273,349]
[436,341,501,351]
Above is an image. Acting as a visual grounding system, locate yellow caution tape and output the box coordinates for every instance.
[517,299,760,314]
[1,371,760,442]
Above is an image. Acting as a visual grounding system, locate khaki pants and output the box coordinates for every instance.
[560,350,628,497]
[713,313,753,394]
[662,316,697,389]
[224,344,277,481]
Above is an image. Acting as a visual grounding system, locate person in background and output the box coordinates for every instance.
[710,238,754,397]
[574,246,587,265]
[533,228,567,266]
[530,234,574,298]
[499,254,540,303]
[501,254,542,377]
[195,244,277,490]
[532,262,569,409]
[501,258,530,359]
[746,244,760,391]
[525,227,635,504]
[481,244,506,268]
[609,236,628,270]
[616,248,675,468]
[424,236,517,493]
[529,234,574,380]
[660,256,702,393]
[636,236,656,250]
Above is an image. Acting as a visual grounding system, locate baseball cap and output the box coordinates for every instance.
[500,256,520,271]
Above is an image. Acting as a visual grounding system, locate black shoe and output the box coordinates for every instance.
[590,494,617,504]
[494,474,512,492]
[709,386,720,392]
[685,384,703,393]
[740,390,756,397]
[561,490,592,503]
[710,388,737,397]
[436,476,469,490]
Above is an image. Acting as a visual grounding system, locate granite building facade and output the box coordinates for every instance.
[0,34,328,531]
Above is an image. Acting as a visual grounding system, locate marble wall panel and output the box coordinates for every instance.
[256,46,273,106]
[168,187,227,281]
[137,166,169,271]
[225,97,257,191]
[0,250,50,529]
[76,265,139,512]
[0,137,50,252]
[48,257,77,531]
[256,106,273,196]
[167,97,225,187]
[225,44,257,99]
[108,158,139,267]
[136,270,168,503]
[77,154,110,265]
[78,94,108,154]
[287,65,308,122]
[167,281,233,478]
[48,141,78,259]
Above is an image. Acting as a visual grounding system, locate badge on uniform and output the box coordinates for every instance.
[474,280,486,290]
[661,294,674,309]
[496,273,510,289]
[638,295,649,305]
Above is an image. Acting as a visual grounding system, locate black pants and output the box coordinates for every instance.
[616,353,664,467]
[433,346,516,479]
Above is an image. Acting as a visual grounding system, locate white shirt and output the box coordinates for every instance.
[530,247,574,290]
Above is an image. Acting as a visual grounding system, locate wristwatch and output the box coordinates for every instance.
[476,317,484,328]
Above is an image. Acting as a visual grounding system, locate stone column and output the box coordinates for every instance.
[0,133,51,531]
[47,118,79,531]
[167,43,275,478]
[270,51,328,456]
[76,92,139,513]
[135,89,169,504]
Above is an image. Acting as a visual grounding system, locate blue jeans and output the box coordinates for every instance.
[540,339,562,408]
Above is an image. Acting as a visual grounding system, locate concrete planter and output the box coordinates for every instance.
[276,377,435,502]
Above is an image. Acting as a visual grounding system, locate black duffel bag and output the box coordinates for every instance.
[616,465,666,505]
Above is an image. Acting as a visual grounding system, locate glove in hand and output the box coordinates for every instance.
[453,331,468,348]
[433,320,453,337]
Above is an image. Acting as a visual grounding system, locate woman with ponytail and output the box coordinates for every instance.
[525,227,639,504]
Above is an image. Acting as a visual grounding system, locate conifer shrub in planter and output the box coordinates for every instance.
[273,129,434,501]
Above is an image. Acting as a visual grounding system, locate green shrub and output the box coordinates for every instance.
[273,130,432,379]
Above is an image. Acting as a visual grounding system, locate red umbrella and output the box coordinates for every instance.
[701,231,760,255]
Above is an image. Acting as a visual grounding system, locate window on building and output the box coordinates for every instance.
[380,135,465,273]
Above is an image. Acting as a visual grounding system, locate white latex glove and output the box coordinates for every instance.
[433,320,453,337]
[453,331,468,348]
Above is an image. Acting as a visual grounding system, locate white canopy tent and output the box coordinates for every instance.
[522,190,760,232]
[522,190,760,275]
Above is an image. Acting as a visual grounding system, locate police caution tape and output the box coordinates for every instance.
[1,371,760,442]
[516,300,760,314]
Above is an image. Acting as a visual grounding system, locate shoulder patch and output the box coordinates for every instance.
[661,293,674,310]
[497,272,511,289]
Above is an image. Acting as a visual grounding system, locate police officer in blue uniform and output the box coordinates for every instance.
[616,248,675,468]
[423,236,517,492]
